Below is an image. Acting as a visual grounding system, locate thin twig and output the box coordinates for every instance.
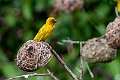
[62,40,86,44]
[47,69,59,80]
[85,62,94,78]
[6,73,49,80]
[96,35,106,41]
[79,42,83,80]
[6,69,58,80]
[51,49,79,80]
[115,7,119,17]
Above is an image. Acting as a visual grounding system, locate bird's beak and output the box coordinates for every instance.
[53,20,57,23]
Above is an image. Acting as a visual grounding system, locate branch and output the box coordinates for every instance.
[79,42,83,80]
[62,40,86,44]
[51,49,79,80]
[57,36,106,79]
[6,69,58,80]
[76,42,83,80]
[61,35,106,45]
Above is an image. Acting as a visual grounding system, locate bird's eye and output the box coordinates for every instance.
[52,19,57,23]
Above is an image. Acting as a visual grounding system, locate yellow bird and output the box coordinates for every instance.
[33,17,57,41]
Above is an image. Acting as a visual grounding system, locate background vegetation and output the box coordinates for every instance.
[0,0,120,80]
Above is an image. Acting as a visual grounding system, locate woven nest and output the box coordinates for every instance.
[16,40,52,72]
[82,37,117,63]
[53,0,84,13]
[106,16,120,49]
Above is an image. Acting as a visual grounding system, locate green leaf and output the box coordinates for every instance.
[105,59,120,79]
[23,30,34,41]
[97,23,106,35]
[96,3,110,19]
[22,0,33,21]
[1,62,22,78]
[5,14,17,27]
[35,0,46,11]
[0,48,8,62]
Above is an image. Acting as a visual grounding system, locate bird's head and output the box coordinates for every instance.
[46,17,57,26]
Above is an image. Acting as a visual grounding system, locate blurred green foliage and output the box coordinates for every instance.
[0,0,120,80]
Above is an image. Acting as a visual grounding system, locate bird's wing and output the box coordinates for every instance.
[33,24,47,41]
[38,24,48,40]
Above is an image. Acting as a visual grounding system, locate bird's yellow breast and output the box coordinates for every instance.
[41,24,55,41]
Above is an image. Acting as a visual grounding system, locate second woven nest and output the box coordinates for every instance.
[82,37,117,63]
